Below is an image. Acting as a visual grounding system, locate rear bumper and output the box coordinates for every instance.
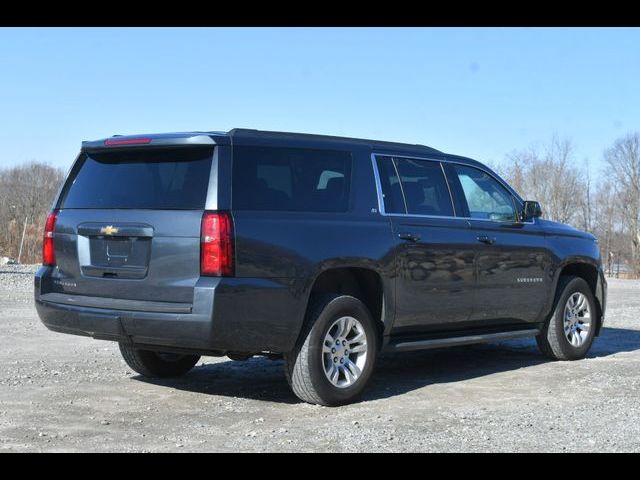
[35,266,220,351]
[34,267,306,354]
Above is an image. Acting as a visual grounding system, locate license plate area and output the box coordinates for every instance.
[77,223,153,280]
[90,236,150,268]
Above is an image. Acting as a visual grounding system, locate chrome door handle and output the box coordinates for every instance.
[477,235,496,245]
[398,232,421,242]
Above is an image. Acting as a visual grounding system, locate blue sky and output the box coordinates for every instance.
[0,27,638,179]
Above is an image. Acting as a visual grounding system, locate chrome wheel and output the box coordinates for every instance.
[564,292,591,347]
[322,316,368,388]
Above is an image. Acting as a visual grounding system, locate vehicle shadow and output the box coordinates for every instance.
[132,355,300,404]
[366,325,640,401]
[131,326,640,404]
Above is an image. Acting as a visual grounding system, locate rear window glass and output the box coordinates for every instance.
[232,146,352,212]
[59,148,213,209]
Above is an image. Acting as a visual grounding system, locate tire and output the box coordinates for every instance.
[119,343,200,378]
[285,294,379,406]
[536,276,597,361]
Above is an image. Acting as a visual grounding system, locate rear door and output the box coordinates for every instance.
[374,155,477,335]
[50,146,215,304]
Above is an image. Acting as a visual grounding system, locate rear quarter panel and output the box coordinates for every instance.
[224,146,397,352]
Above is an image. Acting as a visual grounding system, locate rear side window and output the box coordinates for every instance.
[232,146,352,212]
[375,155,454,217]
[375,156,405,214]
[59,147,213,209]
[394,158,454,216]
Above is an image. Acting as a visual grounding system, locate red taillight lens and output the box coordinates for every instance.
[200,211,234,276]
[42,209,59,266]
[104,137,152,146]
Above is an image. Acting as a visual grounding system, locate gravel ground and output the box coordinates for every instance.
[1,267,639,452]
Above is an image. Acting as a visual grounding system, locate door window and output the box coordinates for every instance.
[375,156,406,214]
[453,165,517,221]
[375,156,455,217]
[394,158,455,217]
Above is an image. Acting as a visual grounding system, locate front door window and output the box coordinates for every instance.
[453,165,517,222]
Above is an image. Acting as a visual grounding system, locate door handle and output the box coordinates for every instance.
[477,235,496,245]
[398,232,421,242]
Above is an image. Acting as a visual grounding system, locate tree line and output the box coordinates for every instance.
[0,132,639,276]
[495,132,640,278]
[0,162,65,264]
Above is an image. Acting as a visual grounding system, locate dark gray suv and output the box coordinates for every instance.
[35,129,607,406]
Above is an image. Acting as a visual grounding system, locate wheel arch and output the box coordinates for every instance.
[554,260,605,335]
[304,266,389,346]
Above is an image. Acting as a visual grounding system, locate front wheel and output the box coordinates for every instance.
[536,276,597,360]
[119,343,200,378]
[285,294,378,406]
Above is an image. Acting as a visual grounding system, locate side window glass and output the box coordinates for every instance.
[375,156,406,214]
[454,165,516,222]
[394,158,454,217]
[233,146,352,212]
[256,163,292,199]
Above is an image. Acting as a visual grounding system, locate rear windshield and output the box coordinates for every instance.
[232,146,352,212]
[59,147,213,209]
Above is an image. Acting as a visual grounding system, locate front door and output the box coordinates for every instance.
[446,163,552,326]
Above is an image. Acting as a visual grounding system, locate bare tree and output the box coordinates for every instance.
[0,162,65,263]
[604,132,640,276]
[592,179,622,275]
[499,136,587,228]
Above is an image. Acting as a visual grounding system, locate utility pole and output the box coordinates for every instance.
[17,216,28,264]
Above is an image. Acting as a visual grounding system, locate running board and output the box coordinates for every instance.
[384,329,540,353]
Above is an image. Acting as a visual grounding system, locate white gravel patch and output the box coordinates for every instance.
[0,272,639,452]
[0,264,39,295]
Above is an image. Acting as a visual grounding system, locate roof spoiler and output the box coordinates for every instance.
[81,133,219,151]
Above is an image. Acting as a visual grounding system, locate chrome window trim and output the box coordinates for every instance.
[373,152,523,203]
[371,153,386,215]
[370,153,536,225]
[390,157,409,214]
[440,161,457,217]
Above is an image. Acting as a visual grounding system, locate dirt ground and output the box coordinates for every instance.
[1,268,639,452]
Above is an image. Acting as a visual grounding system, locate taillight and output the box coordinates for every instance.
[42,209,59,266]
[200,211,234,276]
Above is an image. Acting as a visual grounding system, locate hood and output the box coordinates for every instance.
[538,219,597,241]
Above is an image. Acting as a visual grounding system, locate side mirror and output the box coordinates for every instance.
[521,201,542,221]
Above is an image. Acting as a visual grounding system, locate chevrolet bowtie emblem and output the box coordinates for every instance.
[100,225,119,235]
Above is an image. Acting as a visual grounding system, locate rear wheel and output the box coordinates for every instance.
[285,294,378,406]
[119,343,200,378]
[536,276,597,360]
